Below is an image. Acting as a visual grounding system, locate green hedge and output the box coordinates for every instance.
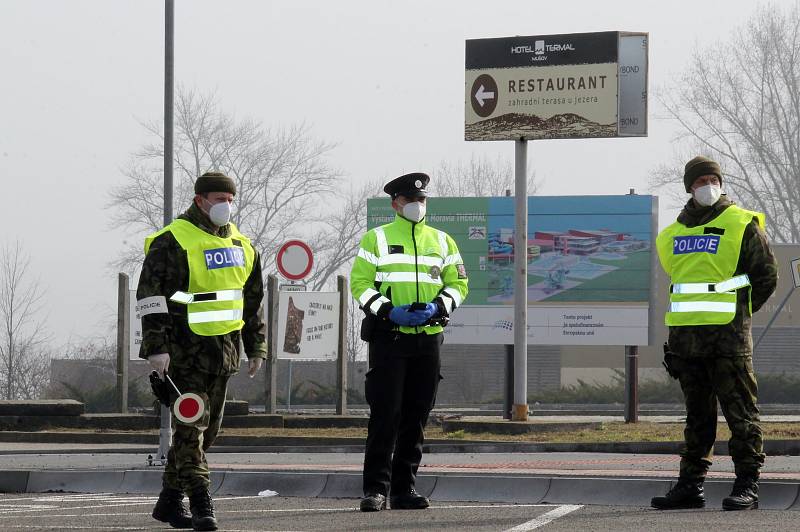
[58,379,153,413]
[251,380,366,406]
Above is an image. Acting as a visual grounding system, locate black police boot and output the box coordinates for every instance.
[188,488,218,531]
[722,477,759,511]
[651,479,705,510]
[152,487,193,529]
[390,488,430,510]
[360,493,387,512]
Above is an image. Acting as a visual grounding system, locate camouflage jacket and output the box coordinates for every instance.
[136,203,267,375]
[667,196,778,357]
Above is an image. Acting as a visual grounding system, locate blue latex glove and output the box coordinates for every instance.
[389,304,416,326]
[411,302,438,323]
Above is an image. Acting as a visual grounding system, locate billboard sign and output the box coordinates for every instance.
[367,195,656,345]
[465,31,648,141]
[277,291,340,360]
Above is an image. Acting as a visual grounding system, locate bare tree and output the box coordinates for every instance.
[652,2,800,243]
[430,154,539,197]
[0,242,51,399]
[346,302,366,363]
[109,87,339,273]
[306,179,384,291]
[61,335,116,361]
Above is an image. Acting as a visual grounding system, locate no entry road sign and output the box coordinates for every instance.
[276,240,314,281]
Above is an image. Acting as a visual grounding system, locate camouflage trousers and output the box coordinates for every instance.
[162,366,229,495]
[672,355,764,481]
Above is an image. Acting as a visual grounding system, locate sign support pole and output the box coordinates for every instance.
[624,345,638,423]
[625,187,639,423]
[512,139,529,421]
[287,360,293,412]
[336,275,348,415]
[116,273,130,413]
[265,275,279,414]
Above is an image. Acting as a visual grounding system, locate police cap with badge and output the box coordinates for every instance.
[384,172,430,199]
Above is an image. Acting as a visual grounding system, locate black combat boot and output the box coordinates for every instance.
[722,477,759,510]
[152,487,193,529]
[188,488,218,531]
[651,479,705,510]
[390,488,430,510]
[360,493,387,512]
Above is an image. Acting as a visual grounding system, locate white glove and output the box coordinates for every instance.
[148,353,170,377]
[248,357,263,378]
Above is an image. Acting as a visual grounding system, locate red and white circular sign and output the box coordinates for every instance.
[276,240,314,281]
[174,393,205,424]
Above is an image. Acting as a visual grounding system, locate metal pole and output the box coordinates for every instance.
[503,188,514,421]
[512,139,529,421]
[164,0,174,224]
[287,359,293,412]
[754,287,796,350]
[624,345,639,423]
[624,188,639,423]
[158,0,175,464]
[266,275,279,413]
[116,273,130,413]
[336,275,348,415]
[503,344,513,420]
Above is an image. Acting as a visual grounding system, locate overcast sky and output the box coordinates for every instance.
[0,0,766,346]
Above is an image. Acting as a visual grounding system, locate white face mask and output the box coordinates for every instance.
[693,184,722,207]
[204,199,232,226]
[402,201,426,223]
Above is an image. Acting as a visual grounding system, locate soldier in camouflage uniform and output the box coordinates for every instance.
[138,172,267,531]
[652,156,778,511]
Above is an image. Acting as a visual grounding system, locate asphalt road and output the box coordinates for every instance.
[0,493,798,531]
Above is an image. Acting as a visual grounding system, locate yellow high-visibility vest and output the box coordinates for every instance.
[656,205,764,326]
[145,219,256,336]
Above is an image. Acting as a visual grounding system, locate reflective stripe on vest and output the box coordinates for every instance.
[374,271,444,285]
[170,289,244,304]
[188,308,244,324]
[671,274,750,295]
[670,301,737,313]
[145,219,255,336]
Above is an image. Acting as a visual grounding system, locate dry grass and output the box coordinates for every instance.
[217,421,800,443]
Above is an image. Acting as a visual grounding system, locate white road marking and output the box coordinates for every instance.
[504,504,583,531]
[0,496,585,532]
[0,494,268,516]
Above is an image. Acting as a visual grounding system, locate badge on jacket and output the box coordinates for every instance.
[456,264,468,279]
[429,266,441,279]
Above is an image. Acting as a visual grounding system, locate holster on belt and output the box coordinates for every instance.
[360,310,394,342]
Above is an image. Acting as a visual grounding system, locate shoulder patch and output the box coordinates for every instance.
[456,264,468,279]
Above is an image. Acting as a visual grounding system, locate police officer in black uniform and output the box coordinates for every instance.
[350,173,469,512]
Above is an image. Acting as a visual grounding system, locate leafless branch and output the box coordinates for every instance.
[653,2,800,242]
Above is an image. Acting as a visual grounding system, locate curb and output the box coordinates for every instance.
[3,433,800,456]
[2,469,799,510]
